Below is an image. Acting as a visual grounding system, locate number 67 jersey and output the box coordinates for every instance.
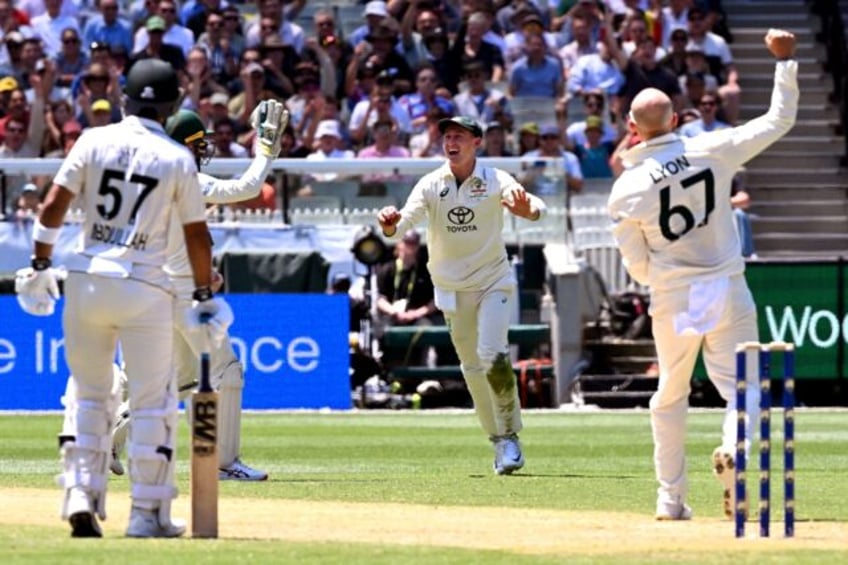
[54,115,206,289]
[608,60,799,292]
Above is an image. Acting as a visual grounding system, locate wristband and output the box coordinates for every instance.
[31,256,52,271]
[33,219,61,245]
[192,286,213,302]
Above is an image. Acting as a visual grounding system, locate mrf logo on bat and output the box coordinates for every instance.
[192,399,217,455]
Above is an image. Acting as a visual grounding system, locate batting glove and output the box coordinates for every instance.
[186,290,234,347]
[251,99,289,158]
[15,266,63,316]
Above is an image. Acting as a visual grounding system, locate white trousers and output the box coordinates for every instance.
[443,284,522,438]
[649,274,759,501]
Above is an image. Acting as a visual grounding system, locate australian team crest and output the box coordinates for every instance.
[469,177,486,198]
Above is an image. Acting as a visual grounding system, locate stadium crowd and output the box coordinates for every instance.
[0,0,741,219]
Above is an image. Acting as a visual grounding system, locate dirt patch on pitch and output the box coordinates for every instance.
[3,487,846,556]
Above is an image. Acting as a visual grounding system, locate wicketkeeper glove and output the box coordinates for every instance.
[15,265,64,316]
[185,288,234,347]
[251,99,290,158]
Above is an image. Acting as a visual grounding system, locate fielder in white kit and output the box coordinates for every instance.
[106,101,289,481]
[607,29,798,520]
[14,59,231,537]
[377,116,547,474]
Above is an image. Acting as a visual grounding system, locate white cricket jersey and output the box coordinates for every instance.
[608,60,798,291]
[54,116,206,287]
[391,161,546,292]
[165,154,274,281]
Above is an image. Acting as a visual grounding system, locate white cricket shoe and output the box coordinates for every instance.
[219,458,268,481]
[655,497,693,521]
[712,447,741,520]
[66,487,102,538]
[492,434,525,475]
[125,507,186,538]
[110,447,125,476]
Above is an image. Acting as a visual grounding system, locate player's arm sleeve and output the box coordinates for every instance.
[174,158,208,226]
[199,154,274,204]
[609,198,650,286]
[709,60,798,168]
[52,132,92,196]
[386,178,430,240]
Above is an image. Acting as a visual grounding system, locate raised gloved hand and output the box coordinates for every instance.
[251,99,290,158]
[15,266,64,316]
[184,289,234,347]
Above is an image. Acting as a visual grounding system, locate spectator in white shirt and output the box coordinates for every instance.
[306,119,354,182]
[30,0,79,57]
[133,0,195,57]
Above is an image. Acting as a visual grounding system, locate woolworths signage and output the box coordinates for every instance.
[746,261,847,379]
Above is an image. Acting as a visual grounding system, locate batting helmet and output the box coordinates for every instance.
[123,59,182,120]
[165,109,214,165]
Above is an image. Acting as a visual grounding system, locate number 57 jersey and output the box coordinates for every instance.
[608,60,798,292]
[54,115,206,288]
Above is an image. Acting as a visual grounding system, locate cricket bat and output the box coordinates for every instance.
[191,317,218,538]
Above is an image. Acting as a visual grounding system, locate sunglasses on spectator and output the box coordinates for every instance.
[63,37,80,44]
[159,7,175,13]
[6,126,25,133]
[207,21,221,28]
[316,20,334,27]
[261,24,277,31]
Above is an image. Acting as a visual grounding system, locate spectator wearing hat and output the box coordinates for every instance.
[258,34,298,99]
[349,0,391,49]
[183,46,228,111]
[503,6,558,73]
[304,119,353,183]
[195,9,240,86]
[245,0,305,54]
[360,17,415,95]
[450,11,504,85]
[398,64,455,135]
[87,97,113,128]
[565,91,618,148]
[82,0,133,57]
[517,120,539,154]
[572,115,614,178]
[126,15,186,74]
[53,27,87,88]
[480,120,513,157]
[133,0,195,57]
[0,31,27,82]
[408,105,448,158]
[453,60,512,129]
[348,73,412,147]
[685,6,739,123]
[660,27,690,77]
[74,61,121,128]
[30,0,79,58]
[14,180,40,219]
[522,123,583,194]
[508,32,563,99]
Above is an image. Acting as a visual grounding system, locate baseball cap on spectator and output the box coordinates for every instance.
[91,99,112,113]
[685,45,706,57]
[209,92,229,106]
[363,0,388,18]
[261,34,286,53]
[402,229,421,245]
[485,120,504,132]
[585,116,603,131]
[62,120,82,135]
[679,108,701,122]
[22,182,37,193]
[539,123,560,137]
[244,62,264,75]
[4,31,23,45]
[0,76,19,92]
[89,41,110,52]
[519,122,539,135]
[437,116,483,137]
[146,15,166,32]
[330,272,352,293]
[315,119,342,139]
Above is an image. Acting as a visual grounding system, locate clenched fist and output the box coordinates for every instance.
[765,28,795,61]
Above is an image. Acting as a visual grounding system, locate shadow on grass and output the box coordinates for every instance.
[468,473,641,479]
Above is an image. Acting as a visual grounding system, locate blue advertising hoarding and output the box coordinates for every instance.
[0,293,351,410]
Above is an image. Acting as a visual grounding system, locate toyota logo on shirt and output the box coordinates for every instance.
[446,206,477,232]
